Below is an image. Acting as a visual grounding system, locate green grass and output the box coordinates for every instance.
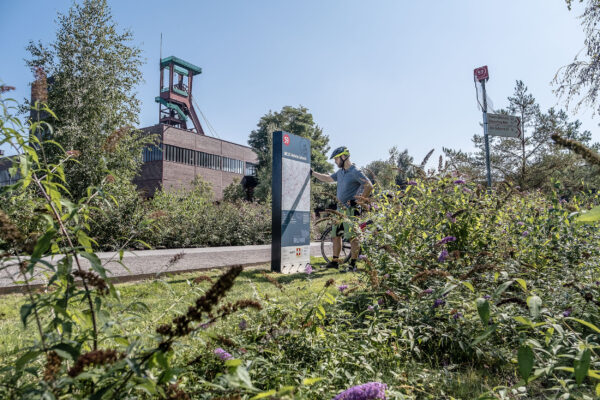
[0,257,509,398]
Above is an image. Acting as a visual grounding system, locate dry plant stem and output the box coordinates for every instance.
[32,172,99,350]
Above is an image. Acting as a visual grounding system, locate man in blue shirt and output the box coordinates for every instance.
[312,146,373,271]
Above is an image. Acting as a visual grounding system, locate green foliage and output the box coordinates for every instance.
[444,80,600,192]
[248,105,333,202]
[25,0,149,200]
[143,178,271,248]
[223,177,247,202]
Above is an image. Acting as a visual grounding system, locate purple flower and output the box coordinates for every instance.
[454,179,466,184]
[433,299,445,308]
[445,212,456,223]
[239,319,247,330]
[338,285,348,292]
[214,348,233,361]
[596,281,600,286]
[358,254,368,261]
[462,187,472,194]
[516,221,524,226]
[453,312,463,320]
[563,309,572,317]
[305,264,313,275]
[422,288,433,294]
[367,305,374,311]
[522,231,529,237]
[333,382,387,400]
[438,249,449,262]
[377,298,384,305]
[437,236,457,245]
[383,274,390,279]
[407,180,417,186]
[484,295,491,300]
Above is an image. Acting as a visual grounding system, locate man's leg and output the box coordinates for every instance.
[333,236,342,259]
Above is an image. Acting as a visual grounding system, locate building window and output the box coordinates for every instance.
[142,144,163,162]
[245,162,257,176]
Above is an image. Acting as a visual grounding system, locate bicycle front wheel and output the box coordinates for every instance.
[319,225,352,264]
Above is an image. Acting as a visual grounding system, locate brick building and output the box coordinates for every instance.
[135,124,258,199]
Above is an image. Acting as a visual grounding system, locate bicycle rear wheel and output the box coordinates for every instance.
[319,225,352,264]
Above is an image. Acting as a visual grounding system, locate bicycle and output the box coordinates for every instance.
[315,209,372,264]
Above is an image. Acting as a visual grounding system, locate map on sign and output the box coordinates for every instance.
[487,113,521,138]
[271,131,311,274]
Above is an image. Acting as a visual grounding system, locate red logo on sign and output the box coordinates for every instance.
[283,134,290,146]
[296,248,301,256]
[474,66,489,82]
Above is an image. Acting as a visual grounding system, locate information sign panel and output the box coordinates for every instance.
[488,114,521,138]
[474,65,489,81]
[272,131,311,274]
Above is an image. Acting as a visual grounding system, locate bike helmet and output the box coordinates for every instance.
[330,146,350,159]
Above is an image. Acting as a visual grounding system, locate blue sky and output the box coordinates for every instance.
[0,0,596,168]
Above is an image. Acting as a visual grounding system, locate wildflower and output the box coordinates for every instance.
[454,179,466,184]
[445,212,456,223]
[377,298,384,305]
[358,254,368,261]
[433,299,445,308]
[72,270,109,295]
[462,187,472,194]
[367,305,374,311]
[105,174,116,183]
[563,309,572,317]
[43,351,61,382]
[238,319,247,330]
[214,348,233,361]
[383,273,390,279]
[407,180,417,186]
[522,231,529,237]
[325,279,335,288]
[437,236,457,245]
[422,288,433,294]
[483,295,491,300]
[596,281,600,286]
[338,284,348,292]
[305,264,313,275]
[333,381,387,400]
[438,249,449,262]
[453,312,463,320]
[0,85,16,93]
[516,221,524,226]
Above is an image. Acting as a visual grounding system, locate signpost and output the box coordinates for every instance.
[271,131,311,274]
[487,114,521,138]
[474,65,492,188]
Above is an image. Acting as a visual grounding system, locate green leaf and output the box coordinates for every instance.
[462,281,474,293]
[513,316,533,327]
[31,228,57,259]
[596,383,600,396]
[567,318,600,333]
[574,349,591,385]
[250,390,277,400]
[476,298,490,326]
[527,296,542,319]
[20,304,33,328]
[79,251,107,279]
[517,345,534,382]
[225,359,242,367]
[302,377,323,386]
[16,350,40,370]
[50,343,79,360]
[493,280,514,298]
[515,278,527,292]
[472,324,497,345]
[576,205,600,223]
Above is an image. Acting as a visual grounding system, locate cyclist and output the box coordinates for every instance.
[311,146,373,271]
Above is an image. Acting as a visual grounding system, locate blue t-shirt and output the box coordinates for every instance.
[330,164,370,205]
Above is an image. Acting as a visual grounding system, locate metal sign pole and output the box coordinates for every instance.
[481,79,492,189]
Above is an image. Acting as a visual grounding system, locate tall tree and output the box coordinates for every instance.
[248,105,332,202]
[444,80,596,190]
[555,1,600,115]
[25,0,146,199]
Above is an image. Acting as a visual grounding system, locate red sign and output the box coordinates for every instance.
[296,247,301,256]
[474,66,489,82]
[283,134,290,146]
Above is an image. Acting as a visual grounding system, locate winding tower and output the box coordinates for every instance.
[156,56,205,134]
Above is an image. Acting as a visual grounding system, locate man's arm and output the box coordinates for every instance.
[311,170,335,183]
